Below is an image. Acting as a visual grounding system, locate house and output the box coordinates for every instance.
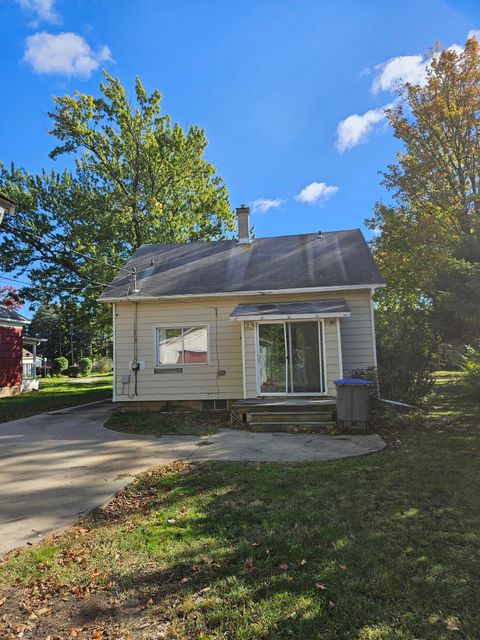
[0,305,46,396]
[99,206,385,414]
[0,194,16,226]
[0,305,30,396]
[22,347,43,380]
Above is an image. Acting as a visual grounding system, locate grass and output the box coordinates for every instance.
[0,375,479,639]
[105,409,227,436]
[0,374,113,424]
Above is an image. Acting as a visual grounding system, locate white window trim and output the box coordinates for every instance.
[153,322,211,367]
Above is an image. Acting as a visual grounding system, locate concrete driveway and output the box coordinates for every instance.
[0,401,385,556]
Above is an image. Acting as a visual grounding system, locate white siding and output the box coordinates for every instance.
[113,289,376,402]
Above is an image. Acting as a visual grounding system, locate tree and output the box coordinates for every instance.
[0,73,234,337]
[48,72,234,249]
[0,285,23,310]
[368,36,480,342]
[29,301,112,363]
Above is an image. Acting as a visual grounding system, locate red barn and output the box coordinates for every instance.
[0,305,30,396]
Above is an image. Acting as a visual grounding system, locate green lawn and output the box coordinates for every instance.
[105,408,227,436]
[0,374,112,423]
[0,375,479,639]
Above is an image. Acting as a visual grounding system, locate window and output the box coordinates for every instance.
[156,325,209,366]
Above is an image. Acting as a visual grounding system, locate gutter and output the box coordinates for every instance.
[98,283,387,304]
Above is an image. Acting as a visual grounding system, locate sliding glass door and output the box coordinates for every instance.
[257,321,325,395]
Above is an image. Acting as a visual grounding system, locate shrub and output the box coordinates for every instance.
[52,356,69,376]
[375,300,437,404]
[460,344,480,396]
[68,364,80,378]
[347,367,378,397]
[78,357,93,376]
[93,357,112,373]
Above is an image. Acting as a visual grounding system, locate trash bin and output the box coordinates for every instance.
[334,379,371,430]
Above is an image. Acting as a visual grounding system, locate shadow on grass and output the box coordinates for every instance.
[69,427,480,639]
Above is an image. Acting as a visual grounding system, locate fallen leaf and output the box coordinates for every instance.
[167,518,176,524]
[300,559,307,565]
[328,600,336,608]
[0,597,5,607]
[446,620,461,631]
[69,627,82,637]
[338,563,347,570]
[315,582,327,591]
[251,542,260,547]
[278,563,289,571]
[180,577,189,584]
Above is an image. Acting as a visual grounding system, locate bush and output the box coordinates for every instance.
[67,364,80,378]
[52,356,69,376]
[93,357,112,373]
[376,300,437,404]
[460,344,480,396]
[78,357,93,376]
[347,367,378,397]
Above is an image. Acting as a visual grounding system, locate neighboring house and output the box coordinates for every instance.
[100,206,385,409]
[0,305,46,396]
[0,305,30,396]
[0,194,16,226]
[22,347,43,379]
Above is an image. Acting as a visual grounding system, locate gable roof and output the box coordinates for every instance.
[0,305,30,326]
[99,229,385,301]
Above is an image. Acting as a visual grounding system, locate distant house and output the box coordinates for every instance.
[22,348,43,379]
[0,305,30,396]
[0,194,15,226]
[0,305,45,396]
[100,206,385,410]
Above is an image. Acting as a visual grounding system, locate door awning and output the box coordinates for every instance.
[229,299,351,321]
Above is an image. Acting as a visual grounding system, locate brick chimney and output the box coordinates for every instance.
[236,204,250,244]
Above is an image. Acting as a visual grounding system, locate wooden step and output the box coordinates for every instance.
[234,402,336,413]
[248,411,335,424]
[249,422,336,433]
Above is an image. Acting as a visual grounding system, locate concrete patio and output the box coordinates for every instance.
[0,401,386,555]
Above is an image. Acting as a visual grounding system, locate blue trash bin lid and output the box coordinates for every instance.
[334,378,371,385]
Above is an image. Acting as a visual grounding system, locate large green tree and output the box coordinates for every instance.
[368,37,480,345]
[0,73,234,342]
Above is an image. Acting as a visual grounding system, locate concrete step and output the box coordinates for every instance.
[249,422,337,433]
[248,411,335,424]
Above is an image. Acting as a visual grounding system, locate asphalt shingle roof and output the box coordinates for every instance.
[0,305,29,325]
[99,229,385,300]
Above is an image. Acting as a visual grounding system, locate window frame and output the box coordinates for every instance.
[153,322,211,367]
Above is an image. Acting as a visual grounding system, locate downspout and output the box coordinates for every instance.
[133,300,138,396]
[370,287,380,396]
[112,303,116,403]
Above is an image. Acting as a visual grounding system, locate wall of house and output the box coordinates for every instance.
[113,289,376,404]
[0,325,23,392]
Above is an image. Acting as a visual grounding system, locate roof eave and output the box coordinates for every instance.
[98,283,386,303]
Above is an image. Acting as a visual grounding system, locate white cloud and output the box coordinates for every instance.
[251,198,283,213]
[24,32,111,78]
[337,29,480,153]
[371,55,429,93]
[294,182,339,205]
[336,105,390,152]
[17,0,59,24]
[371,30,480,94]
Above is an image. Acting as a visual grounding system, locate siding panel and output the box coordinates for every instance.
[113,289,376,401]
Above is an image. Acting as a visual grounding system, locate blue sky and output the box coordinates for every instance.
[1,0,479,246]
